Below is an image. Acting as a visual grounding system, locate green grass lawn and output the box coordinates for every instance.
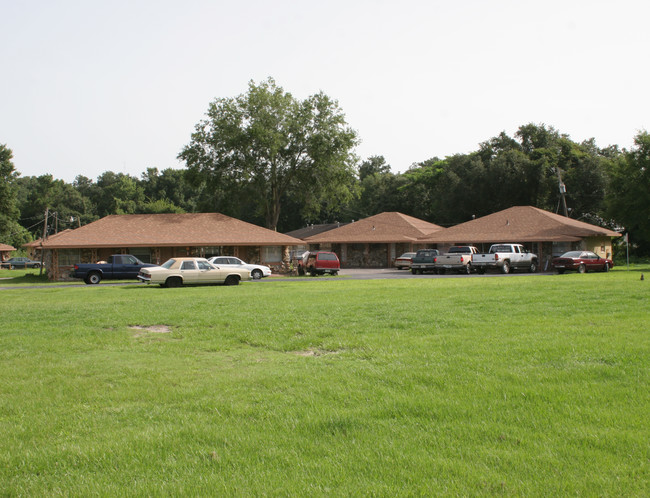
[0,268,50,284]
[1,268,648,495]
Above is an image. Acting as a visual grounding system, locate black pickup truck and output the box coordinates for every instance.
[73,255,158,284]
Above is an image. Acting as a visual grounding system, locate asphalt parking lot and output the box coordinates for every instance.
[267,268,551,281]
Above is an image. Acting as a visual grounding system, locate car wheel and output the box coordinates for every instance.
[85,272,102,285]
[578,264,586,274]
[331,271,338,276]
[224,275,240,286]
[251,269,263,280]
[557,269,565,275]
[501,261,510,274]
[529,261,537,273]
[166,276,182,287]
[464,264,472,275]
[603,263,609,272]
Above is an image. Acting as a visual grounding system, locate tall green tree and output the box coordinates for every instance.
[352,156,398,217]
[16,175,96,236]
[398,124,614,227]
[87,172,145,217]
[140,167,198,213]
[0,144,19,219]
[0,144,31,247]
[179,78,359,230]
[359,155,391,181]
[607,131,650,255]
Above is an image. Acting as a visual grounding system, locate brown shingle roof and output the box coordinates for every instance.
[40,213,303,249]
[1,244,16,251]
[419,206,621,243]
[285,223,350,239]
[23,230,73,248]
[303,212,444,243]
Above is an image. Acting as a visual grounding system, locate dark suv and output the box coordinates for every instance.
[304,251,340,276]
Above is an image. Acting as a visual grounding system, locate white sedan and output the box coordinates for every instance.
[207,256,272,280]
[137,257,250,287]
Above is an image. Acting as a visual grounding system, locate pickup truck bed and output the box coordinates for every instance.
[410,249,440,274]
[434,246,479,274]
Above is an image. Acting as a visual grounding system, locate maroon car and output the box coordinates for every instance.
[552,251,613,274]
[304,251,340,276]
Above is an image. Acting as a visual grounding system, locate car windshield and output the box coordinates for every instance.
[197,261,214,270]
[490,245,512,253]
[560,251,582,258]
[161,259,176,269]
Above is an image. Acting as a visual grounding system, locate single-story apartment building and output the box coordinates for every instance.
[418,205,621,271]
[1,244,16,263]
[37,213,303,280]
[302,212,444,268]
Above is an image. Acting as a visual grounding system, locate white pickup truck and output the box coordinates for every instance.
[472,243,538,274]
[433,246,479,274]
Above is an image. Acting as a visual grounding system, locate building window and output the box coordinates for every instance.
[198,247,225,258]
[129,248,151,263]
[58,249,80,266]
[552,242,571,257]
[262,246,282,262]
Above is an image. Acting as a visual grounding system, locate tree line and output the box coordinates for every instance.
[1,78,649,256]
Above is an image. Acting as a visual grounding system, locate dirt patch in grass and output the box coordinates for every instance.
[292,348,338,357]
[129,325,172,337]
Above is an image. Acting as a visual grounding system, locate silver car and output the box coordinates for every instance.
[208,256,272,280]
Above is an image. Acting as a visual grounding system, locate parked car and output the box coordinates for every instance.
[0,257,41,270]
[137,257,250,287]
[472,243,538,274]
[303,251,340,276]
[0,257,41,269]
[552,251,613,274]
[73,254,158,284]
[394,252,416,270]
[208,256,272,280]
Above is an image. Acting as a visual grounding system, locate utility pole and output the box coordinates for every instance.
[39,208,48,276]
[556,168,569,217]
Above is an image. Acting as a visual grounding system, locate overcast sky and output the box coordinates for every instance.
[2,0,648,183]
